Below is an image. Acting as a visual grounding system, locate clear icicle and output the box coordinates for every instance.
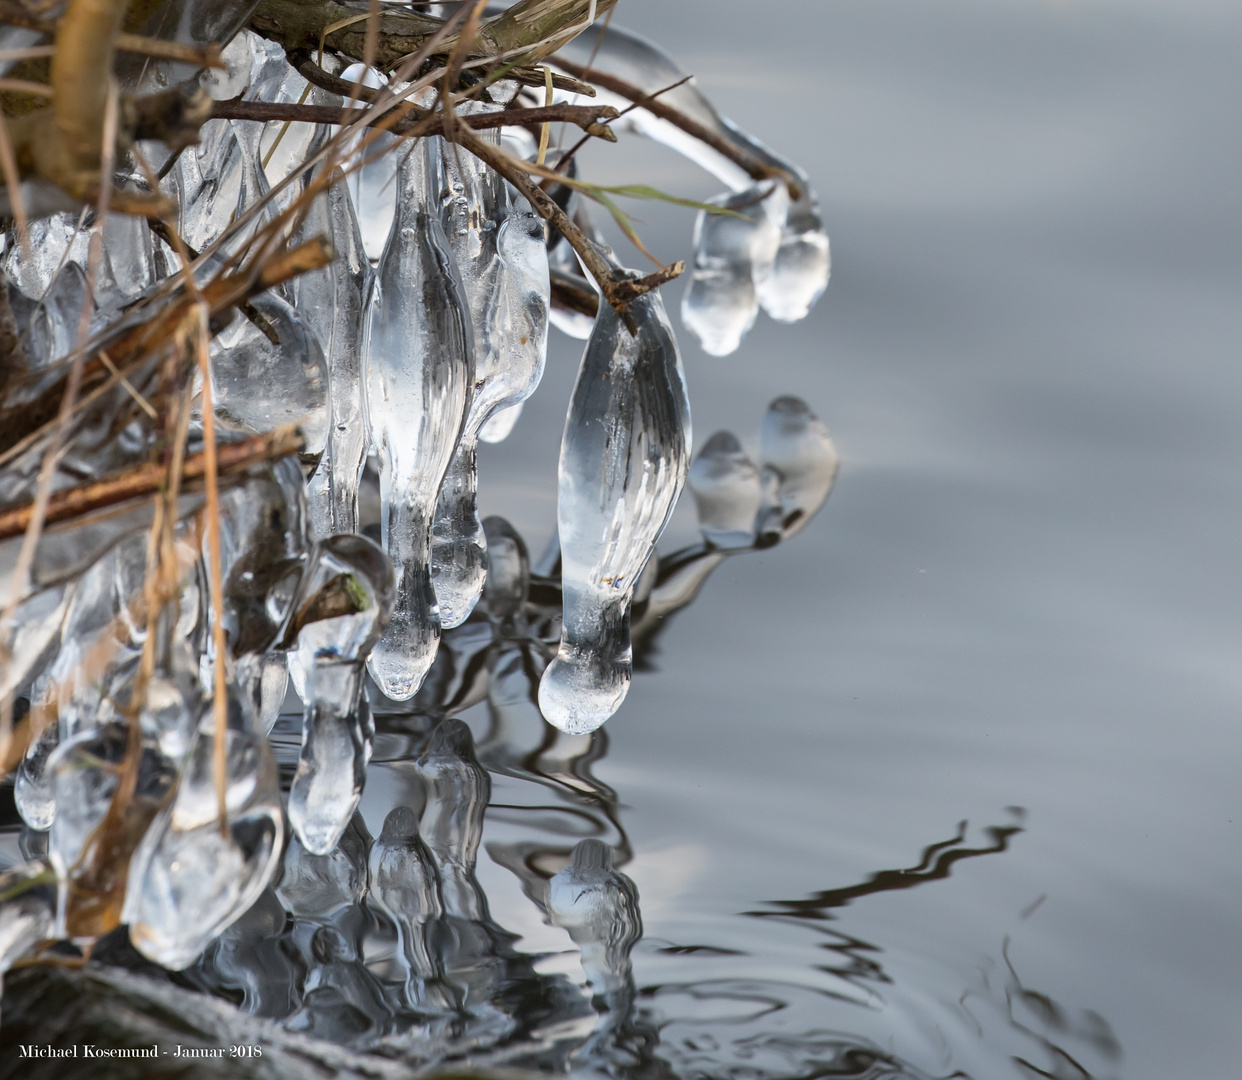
[287,535,395,855]
[296,137,372,538]
[367,806,443,1005]
[687,430,763,549]
[1,212,90,301]
[124,693,285,969]
[538,253,692,734]
[430,130,549,628]
[15,719,60,832]
[211,291,329,457]
[364,138,473,701]
[547,839,642,1002]
[171,119,258,254]
[555,23,830,323]
[341,64,398,263]
[681,184,785,357]
[757,396,840,540]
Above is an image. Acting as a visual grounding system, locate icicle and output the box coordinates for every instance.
[124,691,285,969]
[364,138,473,701]
[297,138,372,538]
[286,535,395,855]
[341,63,399,263]
[757,396,839,540]
[681,184,785,357]
[1,212,90,301]
[538,252,691,734]
[429,130,549,628]
[687,430,763,549]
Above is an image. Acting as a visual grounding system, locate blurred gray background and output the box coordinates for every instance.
[474,2,1242,1076]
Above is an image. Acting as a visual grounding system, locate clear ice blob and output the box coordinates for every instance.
[681,184,785,357]
[286,535,395,855]
[757,396,840,540]
[687,430,763,549]
[364,137,473,701]
[211,290,329,458]
[538,254,691,734]
[124,696,285,969]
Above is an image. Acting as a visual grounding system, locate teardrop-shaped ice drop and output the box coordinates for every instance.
[681,185,784,357]
[430,131,549,629]
[758,396,840,540]
[287,535,394,854]
[538,257,691,734]
[687,430,762,549]
[364,138,473,701]
[124,695,285,969]
[15,718,59,831]
[754,175,831,323]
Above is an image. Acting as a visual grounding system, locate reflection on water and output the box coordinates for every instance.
[0,497,1121,1080]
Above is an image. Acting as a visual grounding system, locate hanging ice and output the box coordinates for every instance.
[538,255,691,734]
[429,130,548,629]
[296,137,372,538]
[124,692,285,969]
[341,64,399,263]
[364,138,473,701]
[758,396,840,540]
[682,185,785,356]
[687,430,763,549]
[555,23,830,325]
[287,535,394,855]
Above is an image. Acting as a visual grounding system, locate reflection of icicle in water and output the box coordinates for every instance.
[431,128,549,629]
[287,535,394,855]
[548,839,641,1003]
[364,138,473,701]
[758,396,840,541]
[539,252,691,734]
[367,806,443,1007]
[688,430,763,549]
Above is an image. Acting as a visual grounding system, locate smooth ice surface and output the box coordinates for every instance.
[539,258,692,734]
[364,138,473,701]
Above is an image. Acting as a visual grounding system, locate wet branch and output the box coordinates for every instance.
[211,97,620,141]
[553,57,802,200]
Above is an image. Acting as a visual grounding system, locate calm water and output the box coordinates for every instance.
[4,1,1242,1077]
